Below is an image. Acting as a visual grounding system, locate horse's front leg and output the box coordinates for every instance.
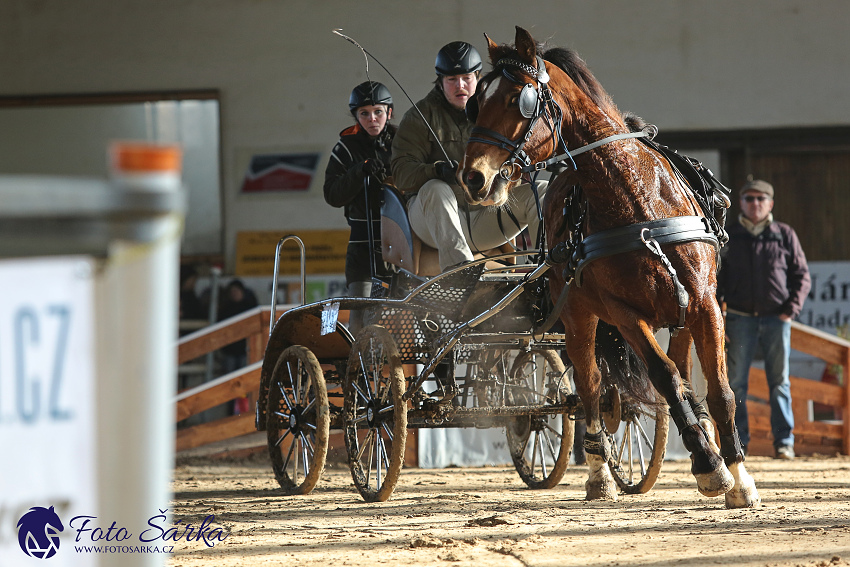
[565,317,618,501]
[623,320,734,498]
[583,412,618,501]
[691,302,761,508]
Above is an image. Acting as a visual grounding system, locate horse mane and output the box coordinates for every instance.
[542,47,621,120]
[487,42,622,121]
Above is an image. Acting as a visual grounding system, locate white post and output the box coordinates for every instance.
[95,143,183,567]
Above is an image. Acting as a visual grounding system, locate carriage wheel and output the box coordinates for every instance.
[266,345,330,495]
[506,349,575,489]
[343,325,407,502]
[607,400,669,494]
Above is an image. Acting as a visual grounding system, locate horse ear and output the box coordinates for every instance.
[485,33,498,61]
[514,26,536,63]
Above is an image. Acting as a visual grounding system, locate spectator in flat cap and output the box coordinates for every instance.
[717,179,811,460]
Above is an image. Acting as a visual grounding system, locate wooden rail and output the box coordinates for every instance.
[176,310,850,456]
[175,306,279,452]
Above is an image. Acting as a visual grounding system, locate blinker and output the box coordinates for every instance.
[518,83,539,118]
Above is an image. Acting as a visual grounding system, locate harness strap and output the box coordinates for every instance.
[641,229,690,335]
[571,215,718,286]
[564,216,717,334]
[523,130,651,173]
[468,130,523,153]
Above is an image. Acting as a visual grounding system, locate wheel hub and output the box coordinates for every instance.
[364,398,386,428]
[288,406,303,432]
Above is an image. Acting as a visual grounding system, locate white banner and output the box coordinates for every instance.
[798,261,850,336]
[0,256,96,566]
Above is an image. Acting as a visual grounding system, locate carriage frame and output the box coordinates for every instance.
[255,224,669,502]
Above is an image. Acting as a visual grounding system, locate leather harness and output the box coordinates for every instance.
[467,55,726,334]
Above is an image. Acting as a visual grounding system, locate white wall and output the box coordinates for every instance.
[2,0,848,270]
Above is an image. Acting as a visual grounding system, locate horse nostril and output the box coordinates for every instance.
[466,170,485,191]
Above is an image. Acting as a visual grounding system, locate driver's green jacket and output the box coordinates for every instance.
[391,86,483,212]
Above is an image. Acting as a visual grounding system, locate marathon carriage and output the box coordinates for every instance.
[252,25,762,509]
[254,181,669,503]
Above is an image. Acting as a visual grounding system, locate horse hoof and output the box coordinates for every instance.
[585,478,618,501]
[724,463,762,509]
[585,454,618,501]
[695,463,734,497]
[725,485,761,508]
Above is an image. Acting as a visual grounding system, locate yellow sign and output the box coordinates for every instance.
[235,230,349,276]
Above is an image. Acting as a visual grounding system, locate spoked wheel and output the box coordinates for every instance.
[506,349,575,489]
[266,345,330,495]
[343,325,407,502]
[607,400,669,494]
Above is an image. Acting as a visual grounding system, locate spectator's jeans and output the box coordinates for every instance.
[725,312,794,449]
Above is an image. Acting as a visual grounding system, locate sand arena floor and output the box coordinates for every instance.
[166,451,850,567]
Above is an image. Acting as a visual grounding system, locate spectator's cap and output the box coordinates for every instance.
[740,179,774,199]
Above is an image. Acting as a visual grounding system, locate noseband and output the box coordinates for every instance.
[468,56,651,181]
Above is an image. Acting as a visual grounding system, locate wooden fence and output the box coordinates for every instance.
[175,309,850,457]
[175,306,278,452]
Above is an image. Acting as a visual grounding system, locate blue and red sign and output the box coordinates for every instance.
[240,153,320,193]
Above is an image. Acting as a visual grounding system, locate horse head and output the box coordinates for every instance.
[460,26,562,206]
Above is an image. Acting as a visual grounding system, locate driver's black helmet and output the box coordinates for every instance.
[348,81,393,115]
[435,41,482,76]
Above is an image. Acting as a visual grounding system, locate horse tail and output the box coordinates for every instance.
[595,320,660,407]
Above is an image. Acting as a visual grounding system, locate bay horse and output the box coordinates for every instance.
[460,26,760,508]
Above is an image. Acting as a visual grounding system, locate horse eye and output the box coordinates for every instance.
[509,96,519,106]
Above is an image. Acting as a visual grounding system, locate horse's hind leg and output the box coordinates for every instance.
[668,330,721,454]
[691,303,761,508]
[621,320,733,497]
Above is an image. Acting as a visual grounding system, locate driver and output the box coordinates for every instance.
[391,41,547,271]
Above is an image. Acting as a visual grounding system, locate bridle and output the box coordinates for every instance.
[467,55,651,181]
[467,55,565,182]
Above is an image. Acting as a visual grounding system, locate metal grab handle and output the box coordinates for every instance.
[270,235,306,336]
